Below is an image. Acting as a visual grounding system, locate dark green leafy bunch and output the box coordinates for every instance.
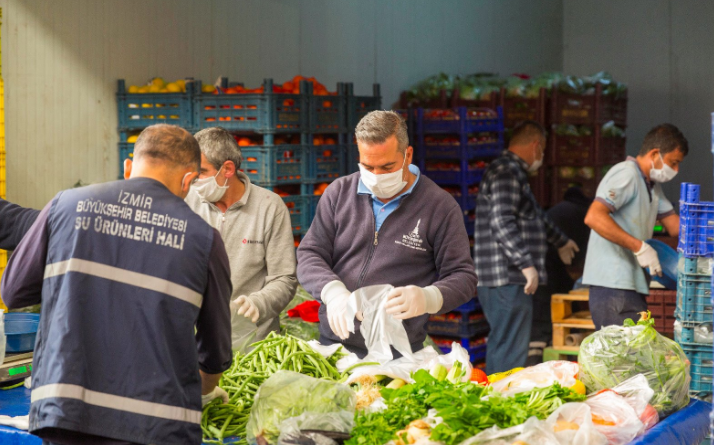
[348,370,585,445]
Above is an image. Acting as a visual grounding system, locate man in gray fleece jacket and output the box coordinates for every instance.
[297,111,478,357]
[186,127,298,353]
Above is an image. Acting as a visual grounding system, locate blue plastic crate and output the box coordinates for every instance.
[464,213,475,237]
[417,107,503,134]
[116,79,195,130]
[426,313,489,338]
[281,195,313,235]
[453,297,481,313]
[423,167,485,185]
[678,183,714,258]
[345,83,381,130]
[437,343,488,363]
[674,321,713,345]
[345,142,359,175]
[691,371,713,393]
[306,82,347,134]
[676,271,713,323]
[309,143,346,182]
[194,79,305,133]
[118,142,134,177]
[424,142,502,160]
[683,344,713,377]
[241,145,309,186]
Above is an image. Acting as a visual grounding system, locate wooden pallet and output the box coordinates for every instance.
[551,290,595,351]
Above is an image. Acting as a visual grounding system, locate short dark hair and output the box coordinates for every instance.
[509,120,546,147]
[638,123,689,156]
[194,127,243,171]
[133,124,201,170]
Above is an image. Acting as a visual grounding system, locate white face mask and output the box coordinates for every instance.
[650,153,677,183]
[528,157,543,173]
[359,154,408,199]
[192,165,229,202]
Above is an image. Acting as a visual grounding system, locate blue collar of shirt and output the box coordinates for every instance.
[357,164,421,202]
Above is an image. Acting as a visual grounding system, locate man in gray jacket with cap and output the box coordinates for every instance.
[297,111,478,357]
[186,127,297,352]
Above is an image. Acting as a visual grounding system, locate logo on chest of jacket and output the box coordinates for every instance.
[242,238,264,245]
[395,219,427,252]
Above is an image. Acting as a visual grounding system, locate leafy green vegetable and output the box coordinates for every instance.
[579,313,690,417]
[348,371,585,445]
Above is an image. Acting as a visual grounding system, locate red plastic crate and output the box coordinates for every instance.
[550,83,628,126]
[648,289,676,334]
[500,87,548,128]
[549,130,626,166]
[551,165,612,203]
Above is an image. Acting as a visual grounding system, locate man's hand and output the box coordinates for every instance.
[522,267,539,295]
[634,242,662,277]
[201,386,229,407]
[230,296,259,323]
[385,285,443,320]
[321,281,352,340]
[558,240,580,265]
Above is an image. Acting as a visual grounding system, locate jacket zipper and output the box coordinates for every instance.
[356,194,411,288]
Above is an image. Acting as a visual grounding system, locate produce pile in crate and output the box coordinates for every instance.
[400,71,628,208]
[116,76,380,245]
[674,183,714,399]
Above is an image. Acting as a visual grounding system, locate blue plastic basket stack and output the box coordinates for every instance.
[407,106,504,367]
[116,78,381,243]
[675,183,714,399]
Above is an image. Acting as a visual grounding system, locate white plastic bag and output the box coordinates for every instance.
[344,284,414,363]
[585,390,644,445]
[489,361,579,396]
[337,347,440,384]
[609,374,659,431]
[422,342,473,383]
[546,403,608,445]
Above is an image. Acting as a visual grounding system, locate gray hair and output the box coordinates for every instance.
[134,124,200,170]
[355,110,409,153]
[194,127,243,171]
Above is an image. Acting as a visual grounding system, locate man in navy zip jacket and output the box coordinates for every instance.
[1,124,233,445]
[297,111,478,358]
[0,198,39,250]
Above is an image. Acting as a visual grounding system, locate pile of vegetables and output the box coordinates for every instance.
[202,332,346,444]
[578,312,690,417]
[403,71,626,104]
[553,121,625,138]
[347,365,585,445]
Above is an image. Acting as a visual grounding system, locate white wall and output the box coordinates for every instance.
[563,0,714,201]
[0,0,563,209]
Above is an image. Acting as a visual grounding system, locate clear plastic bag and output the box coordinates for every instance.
[344,284,414,363]
[609,374,659,431]
[246,371,355,445]
[585,389,645,445]
[489,361,579,396]
[461,404,608,445]
[578,317,690,417]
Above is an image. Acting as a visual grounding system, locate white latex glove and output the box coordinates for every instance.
[522,267,539,295]
[634,241,662,277]
[201,386,229,407]
[230,296,259,323]
[384,285,443,320]
[321,280,352,340]
[558,239,580,265]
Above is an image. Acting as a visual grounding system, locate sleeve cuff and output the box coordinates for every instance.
[595,197,616,212]
[657,210,675,219]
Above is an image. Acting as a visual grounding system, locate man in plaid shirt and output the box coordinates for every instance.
[473,121,578,374]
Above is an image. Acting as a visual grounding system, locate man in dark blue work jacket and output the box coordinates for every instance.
[1,124,233,445]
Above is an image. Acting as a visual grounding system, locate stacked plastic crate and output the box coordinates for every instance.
[117,78,381,245]
[548,84,627,205]
[675,183,713,399]
[412,106,505,367]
